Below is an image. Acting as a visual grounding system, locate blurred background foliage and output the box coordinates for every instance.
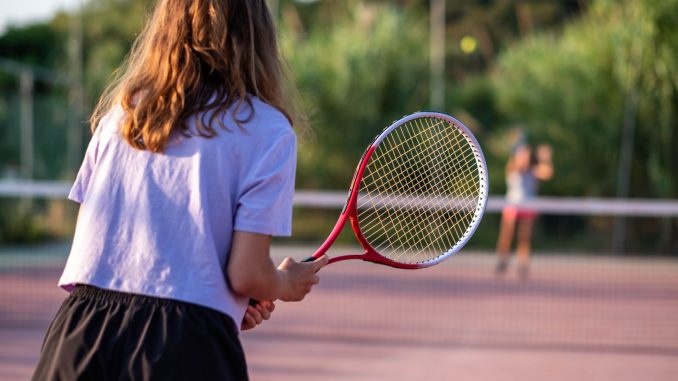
[0,0,676,251]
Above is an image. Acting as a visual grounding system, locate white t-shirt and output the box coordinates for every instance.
[59,97,297,329]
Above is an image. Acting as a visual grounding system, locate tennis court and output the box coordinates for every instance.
[2,244,676,381]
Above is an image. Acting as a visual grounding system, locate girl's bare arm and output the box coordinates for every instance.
[227,231,328,302]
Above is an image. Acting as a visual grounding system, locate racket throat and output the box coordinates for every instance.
[311,212,350,259]
[327,254,365,264]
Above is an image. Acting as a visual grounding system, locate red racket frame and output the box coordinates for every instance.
[302,112,488,269]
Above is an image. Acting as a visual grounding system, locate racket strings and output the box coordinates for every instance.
[363,134,478,262]
[388,119,479,262]
[357,117,482,264]
[360,128,461,234]
[359,125,456,258]
[363,129,472,261]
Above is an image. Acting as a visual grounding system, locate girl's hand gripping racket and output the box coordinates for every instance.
[305,112,488,269]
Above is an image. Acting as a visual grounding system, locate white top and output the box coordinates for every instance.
[506,171,537,204]
[59,97,297,330]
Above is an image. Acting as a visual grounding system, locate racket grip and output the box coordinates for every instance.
[301,256,317,263]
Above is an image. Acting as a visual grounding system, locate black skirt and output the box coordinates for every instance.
[32,285,248,381]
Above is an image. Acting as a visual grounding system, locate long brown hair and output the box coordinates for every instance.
[91,0,296,152]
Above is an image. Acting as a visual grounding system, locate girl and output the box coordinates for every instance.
[495,142,553,280]
[33,1,327,380]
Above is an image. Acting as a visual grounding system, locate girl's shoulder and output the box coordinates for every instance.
[94,104,126,137]
[226,96,294,141]
[247,96,291,129]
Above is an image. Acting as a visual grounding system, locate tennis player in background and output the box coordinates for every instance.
[33,1,327,380]
[495,142,553,280]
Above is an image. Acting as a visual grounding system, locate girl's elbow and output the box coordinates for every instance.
[229,270,260,296]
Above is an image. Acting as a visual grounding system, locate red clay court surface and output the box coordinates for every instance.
[1,244,677,380]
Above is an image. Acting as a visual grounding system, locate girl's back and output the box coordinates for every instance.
[61,97,296,322]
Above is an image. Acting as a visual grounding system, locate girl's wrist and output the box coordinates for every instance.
[275,269,292,301]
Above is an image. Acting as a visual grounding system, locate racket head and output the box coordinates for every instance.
[341,112,488,269]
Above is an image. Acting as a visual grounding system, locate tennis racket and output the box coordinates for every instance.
[303,111,488,269]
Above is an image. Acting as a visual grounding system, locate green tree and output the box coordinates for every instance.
[493,0,678,199]
[281,3,429,188]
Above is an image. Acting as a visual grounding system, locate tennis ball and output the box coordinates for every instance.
[460,36,478,54]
